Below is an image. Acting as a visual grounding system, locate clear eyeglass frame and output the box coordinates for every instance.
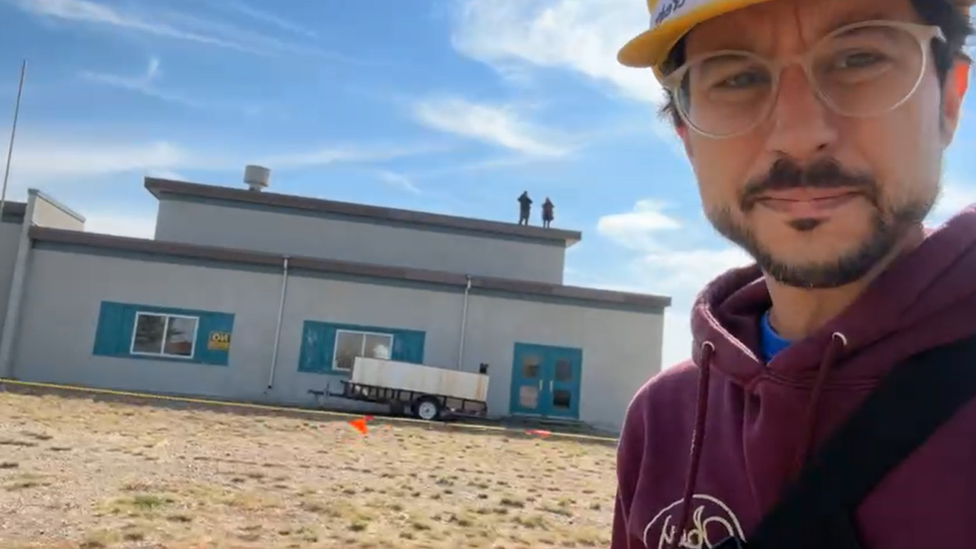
[659,20,946,139]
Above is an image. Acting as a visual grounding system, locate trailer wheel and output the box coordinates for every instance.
[413,396,442,421]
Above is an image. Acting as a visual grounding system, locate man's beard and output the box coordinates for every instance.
[706,158,937,289]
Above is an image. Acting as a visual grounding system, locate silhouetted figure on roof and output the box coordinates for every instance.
[518,191,533,226]
[542,198,554,228]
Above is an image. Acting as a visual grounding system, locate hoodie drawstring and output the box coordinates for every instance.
[669,334,849,549]
[793,332,848,473]
[670,340,715,549]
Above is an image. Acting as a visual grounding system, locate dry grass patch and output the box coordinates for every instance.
[0,391,616,548]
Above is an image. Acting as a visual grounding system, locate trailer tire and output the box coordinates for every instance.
[413,396,442,421]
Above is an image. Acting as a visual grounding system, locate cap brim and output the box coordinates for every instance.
[617,0,776,73]
[617,27,670,70]
[616,0,972,75]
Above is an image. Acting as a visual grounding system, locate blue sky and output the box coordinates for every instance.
[1,0,974,369]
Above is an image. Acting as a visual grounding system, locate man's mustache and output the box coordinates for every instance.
[740,158,879,212]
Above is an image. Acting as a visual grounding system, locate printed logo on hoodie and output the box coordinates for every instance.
[642,494,744,549]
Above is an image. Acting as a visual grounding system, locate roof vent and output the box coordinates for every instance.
[244,165,270,192]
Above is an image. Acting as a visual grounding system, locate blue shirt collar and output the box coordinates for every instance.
[759,310,792,363]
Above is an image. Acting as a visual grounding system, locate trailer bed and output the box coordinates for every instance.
[317,357,490,421]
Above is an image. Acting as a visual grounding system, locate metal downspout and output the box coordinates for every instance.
[456,275,472,370]
[267,256,290,389]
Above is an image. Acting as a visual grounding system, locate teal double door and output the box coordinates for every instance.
[509,343,583,419]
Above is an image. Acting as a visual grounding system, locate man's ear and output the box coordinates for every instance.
[942,56,971,145]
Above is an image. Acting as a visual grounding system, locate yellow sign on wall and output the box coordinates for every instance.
[208,331,231,351]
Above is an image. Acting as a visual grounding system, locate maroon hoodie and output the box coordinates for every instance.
[612,205,976,549]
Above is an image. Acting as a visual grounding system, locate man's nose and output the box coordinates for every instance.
[763,65,839,161]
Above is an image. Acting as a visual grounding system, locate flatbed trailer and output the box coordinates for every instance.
[315,357,490,421]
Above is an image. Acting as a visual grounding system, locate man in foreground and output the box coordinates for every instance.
[612,0,976,547]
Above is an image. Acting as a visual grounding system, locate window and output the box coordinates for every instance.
[296,321,425,375]
[130,312,199,359]
[333,330,393,372]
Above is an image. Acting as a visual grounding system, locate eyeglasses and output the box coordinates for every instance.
[661,20,945,139]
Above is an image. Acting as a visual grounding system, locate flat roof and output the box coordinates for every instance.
[30,226,671,312]
[145,177,583,247]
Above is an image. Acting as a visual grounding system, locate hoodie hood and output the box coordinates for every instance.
[690,204,976,387]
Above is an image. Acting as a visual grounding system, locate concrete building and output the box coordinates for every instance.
[0,170,671,432]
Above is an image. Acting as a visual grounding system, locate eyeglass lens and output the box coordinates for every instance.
[675,23,927,137]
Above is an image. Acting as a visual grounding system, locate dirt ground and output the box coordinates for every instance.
[0,392,617,549]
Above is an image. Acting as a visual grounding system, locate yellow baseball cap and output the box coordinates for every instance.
[618,0,975,78]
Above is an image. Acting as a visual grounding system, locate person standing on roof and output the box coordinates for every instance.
[542,197,555,228]
[611,0,976,547]
[518,191,533,225]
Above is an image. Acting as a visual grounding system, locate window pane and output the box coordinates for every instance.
[519,385,539,409]
[164,317,197,357]
[132,314,166,354]
[364,334,392,360]
[334,332,365,371]
[552,389,572,410]
[554,359,573,382]
[521,355,542,379]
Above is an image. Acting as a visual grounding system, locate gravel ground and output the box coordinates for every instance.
[0,392,617,548]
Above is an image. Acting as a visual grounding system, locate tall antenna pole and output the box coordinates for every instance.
[0,60,27,223]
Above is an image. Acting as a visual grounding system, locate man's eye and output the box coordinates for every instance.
[834,51,885,70]
[713,70,768,89]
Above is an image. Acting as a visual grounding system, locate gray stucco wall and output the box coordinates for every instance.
[13,246,663,432]
[0,220,22,338]
[462,294,663,431]
[154,198,567,285]
[14,248,282,402]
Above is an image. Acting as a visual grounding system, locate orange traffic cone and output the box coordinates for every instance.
[348,417,369,435]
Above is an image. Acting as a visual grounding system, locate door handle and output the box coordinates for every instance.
[549,380,553,393]
[538,379,543,392]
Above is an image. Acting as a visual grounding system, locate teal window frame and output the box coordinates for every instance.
[298,320,426,375]
[92,301,234,367]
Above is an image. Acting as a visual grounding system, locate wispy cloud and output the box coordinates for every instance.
[10,0,256,52]
[80,57,208,110]
[591,198,753,368]
[7,0,350,61]
[413,155,549,179]
[257,142,449,169]
[596,199,682,251]
[0,132,451,193]
[595,199,752,300]
[158,8,356,62]
[411,97,573,157]
[224,0,317,39]
[450,0,663,104]
[374,170,421,195]
[10,139,202,181]
[0,136,210,212]
[79,57,267,115]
